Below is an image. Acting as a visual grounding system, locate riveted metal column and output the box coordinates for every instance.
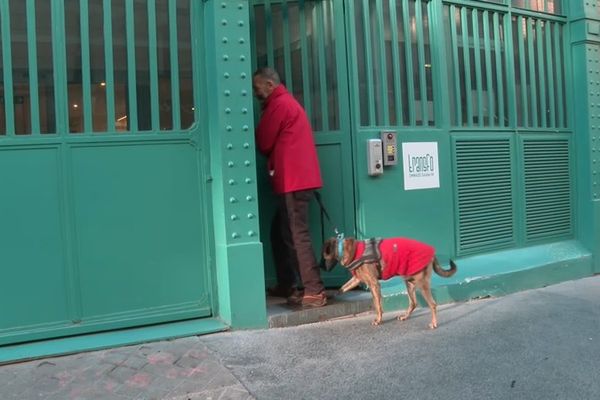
[205,0,266,328]
[571,0,600,273]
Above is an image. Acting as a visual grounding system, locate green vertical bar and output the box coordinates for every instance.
[471,9,483,127]
[482,10,494,127]
[545,21,555,128]
[526,17,537,127]
[26,0,40,135]
[493,12,505,127]
[376,0,388,126]
[148,0,159,131]
[517,15,528,127]
[125,0,137,131]
[104,0,115,132]
[298,0,312,121]
[52,0,68,134]
[460,7,472,126]
[265,0,274,67]
[169,0,180,130]
[553,22,564,128]
[282,1,293,90]
[449,4,461,125]
[249,1,257,72]
[315,2,329,131]
[535,19,546,128]
[503,11,517,129]
[389,0,402,125]
[1,0,14,135]
[402,0,415,126]
[362,0,375,125]
[415,0,428,125]
[80,0,92,133]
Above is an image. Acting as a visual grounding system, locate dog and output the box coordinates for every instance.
[321,236,457,329]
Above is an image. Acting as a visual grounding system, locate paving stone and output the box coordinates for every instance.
[108,365,139,384]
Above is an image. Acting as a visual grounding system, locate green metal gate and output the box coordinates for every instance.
[251,0,355,286]
[0,0,212,346]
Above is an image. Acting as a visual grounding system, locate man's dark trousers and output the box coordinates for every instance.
[271,189,324,295]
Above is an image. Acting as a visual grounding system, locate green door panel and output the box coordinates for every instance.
[0,147,71,335]
[70,142,210,321]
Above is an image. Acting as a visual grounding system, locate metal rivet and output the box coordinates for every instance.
[222,37,228,44]
[227,143,233,149]
[224,72,230,78]
[245,160,251,166]
[228,161,235,167]
[221,2,227,8]
[226,125,233,131]
[222,54,229,61]
[225,108,232,114]
[248,231,256,237]
[240,72,247,79]
[246,195,253,201]
[241,90,247,96]
[240,55,246,61]
[241,108,248,114]
[228,179,235,185]
[243,143,250,148]
[231,214,238,221]
[245,178,252,183]
[224,90,231,96]
[242,125,249,131]
[247,213,255,219]
[232,232,240,239]
[238,3,243,9]
[238,20,244,26]
[229,197,237,203]
[221,19,228,26]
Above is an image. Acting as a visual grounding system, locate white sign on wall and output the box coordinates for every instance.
[402,142,440,190]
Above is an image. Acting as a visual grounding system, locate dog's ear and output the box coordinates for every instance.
[340,238,357,266]
[320,238,338,271]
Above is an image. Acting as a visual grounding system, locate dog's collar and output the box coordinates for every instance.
[342,238,383,272]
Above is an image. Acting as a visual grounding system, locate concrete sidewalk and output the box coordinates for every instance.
[1,275,599,400]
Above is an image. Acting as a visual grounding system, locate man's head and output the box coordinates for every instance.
[253,67,281,102]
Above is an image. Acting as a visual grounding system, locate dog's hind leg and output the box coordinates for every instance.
[338,276,361,294]
[419,281,438,329]
[398,279,417,322]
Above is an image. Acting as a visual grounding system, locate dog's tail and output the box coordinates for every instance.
[433,257,457,278]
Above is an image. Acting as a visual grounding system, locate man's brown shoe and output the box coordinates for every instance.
[301,292,327,308]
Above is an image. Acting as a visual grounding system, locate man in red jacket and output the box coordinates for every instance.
[252,67,326,307]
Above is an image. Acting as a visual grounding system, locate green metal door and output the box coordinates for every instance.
[250,0,355,287]
[0,0,212,346]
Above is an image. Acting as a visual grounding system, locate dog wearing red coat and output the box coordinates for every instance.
[321,236,457,329]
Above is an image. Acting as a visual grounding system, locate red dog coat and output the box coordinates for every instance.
[351,238,435,279]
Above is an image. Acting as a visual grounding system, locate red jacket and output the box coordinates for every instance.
[352,238,435,279]
[256,85,322,194]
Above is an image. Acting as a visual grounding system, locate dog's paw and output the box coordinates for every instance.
[371,319,382,326]
[428,322,438,329]
[398,314,409,321]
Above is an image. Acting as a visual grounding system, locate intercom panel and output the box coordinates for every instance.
[367,139,383,176]
[381,131,398,166]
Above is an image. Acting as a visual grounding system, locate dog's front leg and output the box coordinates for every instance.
[337,276,361,295]
[361,272,382,326]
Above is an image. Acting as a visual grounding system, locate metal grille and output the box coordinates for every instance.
[0,0,196,136]
[523,138,572,241]
[445,5,508,128]
[455,139,515,254]
[512,15,567,129]
[350,0,434,127]
[251,0,339,132]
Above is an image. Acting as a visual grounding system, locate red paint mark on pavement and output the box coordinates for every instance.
[147,352,176,365]
[126,373,152,388]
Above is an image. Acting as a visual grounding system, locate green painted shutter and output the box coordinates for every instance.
[455,138,515,254]
[523,138,572,241]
